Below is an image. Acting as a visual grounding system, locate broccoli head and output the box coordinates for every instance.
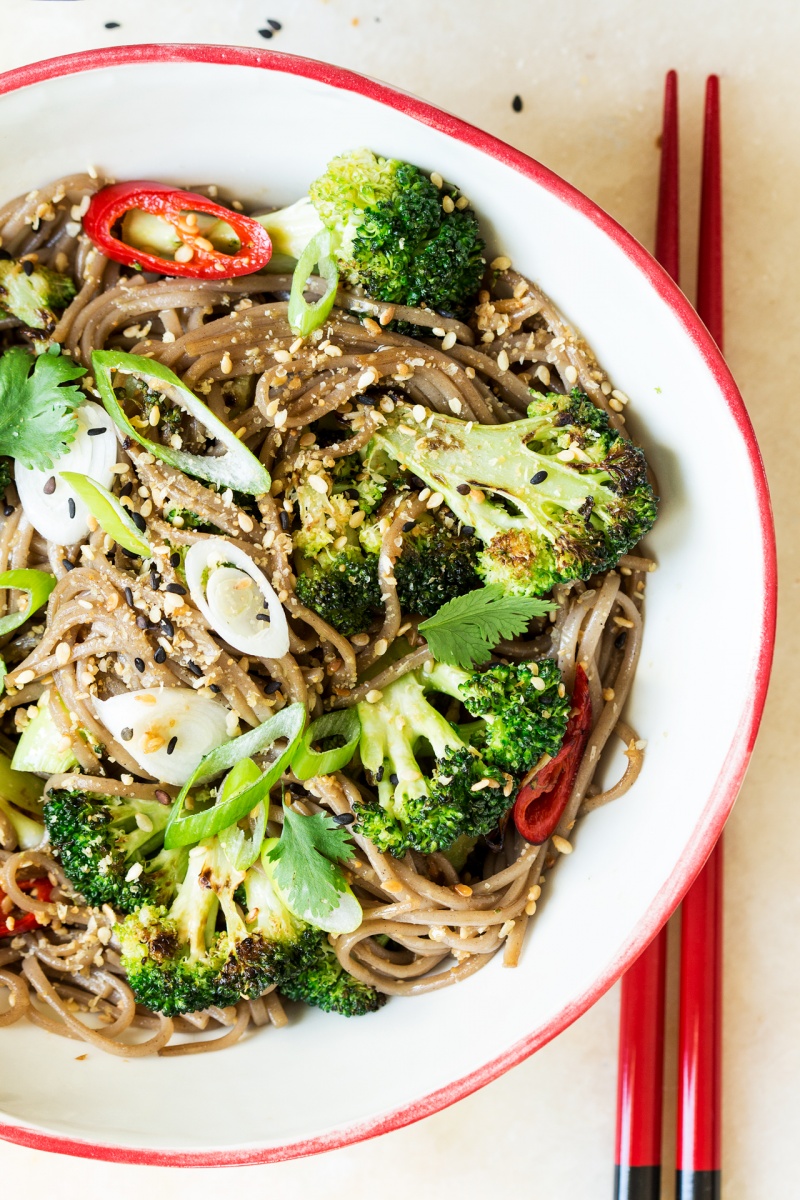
[258,149,485,317]
[354,668,510,856]
[0,258,76,331]
[367,391,658,597]
[44,787,186,913]
[279,935,385,1016]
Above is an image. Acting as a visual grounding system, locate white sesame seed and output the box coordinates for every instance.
[348,509,366,528]
[609,397,624,412]
[366,689,383,704]
[373,638,388,657]
[430,171,444,189]
[412,404,426,423]
[220,351,233,375]
[323,343,342,357]
[432,327,446,338]
[173,244,194,263]
[455,195,469,210]
[499,920,516,938]
[490,255,511,271]
[564,365,578,385]
[440,330,457,351]
[55,642,71,666]
[125,862,143,882]
[358,368,379,390]
[611,389,629,404]
[135,813,154,833]
[15,670,35,686]
[600,380,612,396]
[273,349,291,363]
[237,512,254,533]
[273,408,287,429]
[551,835,573,855]
[556,448,575,462]
[496,349,510,373]
[448,396,462,414]
[308,474,328,494]
[426,491,444,509]
[442,195,455,214]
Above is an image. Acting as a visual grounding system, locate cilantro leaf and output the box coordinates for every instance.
[266,808,355,923]
[0,346,86,471]
[418,585,557,669]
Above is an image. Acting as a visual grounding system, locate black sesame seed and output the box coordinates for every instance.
[121,436,132,450]
[332,812,355,826]
[135,614,148,630]
[119,481,133,498]
[187,660,204,677]
[402,520,416,532]
[22,260,34,277]
[456,483,471,495]
[105,21,121,29]
[614,631,628,650]
[287,782,305,795]
[123,586,134,607]
[134,657,145,673]
[154,646,166,664]
[169,552,181,568]
[461,525,475,537]
[165,582,186,595]
[61,558,75,572]
[160,617,175,638]
[3,504,13,517]
[530,470,548,485]
[512,94,523,113]
[389,772,399,786]
[264,679,282,694]
[209,683,221,693]
[279,510,289,531]
[120,727,133,741]
[375,766,384,782]
[149,567,160,590]
[0,248,10,261]
[67,497,76,519]
[256,613,270,621]
[130,511,147,532]
[268,18,282,29]
[167,736,177,756]
[87,427,106,436]
[257,27,274,39]
[43,476,56,495]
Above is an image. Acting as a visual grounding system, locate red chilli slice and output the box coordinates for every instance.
[0,876,53,937]
[513,664,593,844]
[82,181,272,278]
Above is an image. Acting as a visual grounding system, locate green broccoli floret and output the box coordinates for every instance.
[118,849,376,1017]
[44,788,186,913]
[0,459,11,497]
[393,517,482,617]
[258,149,485,317]
[367,391,658,597]
[354,668,511,856]
[0,258,76,331]
[426,658,571,779]
[164,508,224,534]
[279,936,385,1016]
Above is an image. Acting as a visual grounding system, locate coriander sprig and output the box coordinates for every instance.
[418,585,556,669]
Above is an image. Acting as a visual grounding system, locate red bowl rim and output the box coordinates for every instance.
[0,43,777,1168]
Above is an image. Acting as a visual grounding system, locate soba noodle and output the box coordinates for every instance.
[0,173,653,1055]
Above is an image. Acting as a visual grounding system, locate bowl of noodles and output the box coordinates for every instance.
[0,45,775,1164]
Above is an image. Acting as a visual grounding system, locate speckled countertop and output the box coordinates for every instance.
[0,2,797,1196]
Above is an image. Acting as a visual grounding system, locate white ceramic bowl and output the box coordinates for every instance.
[0,45,775,1166]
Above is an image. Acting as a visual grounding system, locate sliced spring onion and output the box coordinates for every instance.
[0,750,45,816]
[291,707,361,781]
[184,538,289,659]
[59,471,152,558]
[15,401,117,544]
[288,230,339,337]
[164,702,306,849]
[94,688,232,787]
[0,569,56,638]
[261,833,363,935]
[92,351,271,496]
[217,758,267,871]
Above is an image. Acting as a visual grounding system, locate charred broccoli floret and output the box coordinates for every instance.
[44,787,186,913]
[279,937,386,1016]
[367,391,658,596]
[258,148,485,317]
[0,258,76,331]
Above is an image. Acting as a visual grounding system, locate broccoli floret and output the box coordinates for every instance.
[279,936,385,1016]
[117,848,374,1017]
[44,788,186,913]
[0,259,76,331]
[0,459,10,497]
[367,391,658,596]
[164,507,223,534]
[354,668,510,856]
[259,149,485,317]
[121,374,183,438]
[393,517,482,617]
[426,659,571,779]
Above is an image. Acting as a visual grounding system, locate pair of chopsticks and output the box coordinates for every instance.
[614,72,724,1200]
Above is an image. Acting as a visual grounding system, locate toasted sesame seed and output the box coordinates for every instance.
[491,255,511,271]
[186,660,204,677]
[125,862,143,882]
[525,901,537,916]
[499,920,516,938]
[609,397,624,412]
[365,689,383,704]
[496,349,510,372]
[373,638,388,657]
[426,491,444,509]
[551,835,573,855]
[440,330,457,352]
[308,474,328,494]
[611,389,629,404]
[430,171,444,188]
[15,670,35,686]
[564,365,578,384]
[454,883,473,897]
[442,194,455,214]
[455,196,469,210]
[602,687,616,702]
[379,306,395,326]
[237,512,255,533]
[600,380,612,395]
[173,244,194,263]
[358,368,379,390]
[614,616,635,629]
[148,405,161,427]
[412,404,426,423]
[55,642,71,666]
[220,351,233,375]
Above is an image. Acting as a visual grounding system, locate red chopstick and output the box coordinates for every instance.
[613,68,677,1200]
[676,76,723,1200]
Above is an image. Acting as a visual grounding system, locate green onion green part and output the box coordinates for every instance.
[291,707,361,781]
[59,470,152,558]
[0,569,57,638]
[164,702,306,848]
[91,350,272,497]
[217,757,267,870]
[287,230,339,337]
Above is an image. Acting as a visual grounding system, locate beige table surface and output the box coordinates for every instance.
[0,1,795,1196]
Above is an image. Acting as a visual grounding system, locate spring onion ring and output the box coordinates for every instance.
[0,569,56,638]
